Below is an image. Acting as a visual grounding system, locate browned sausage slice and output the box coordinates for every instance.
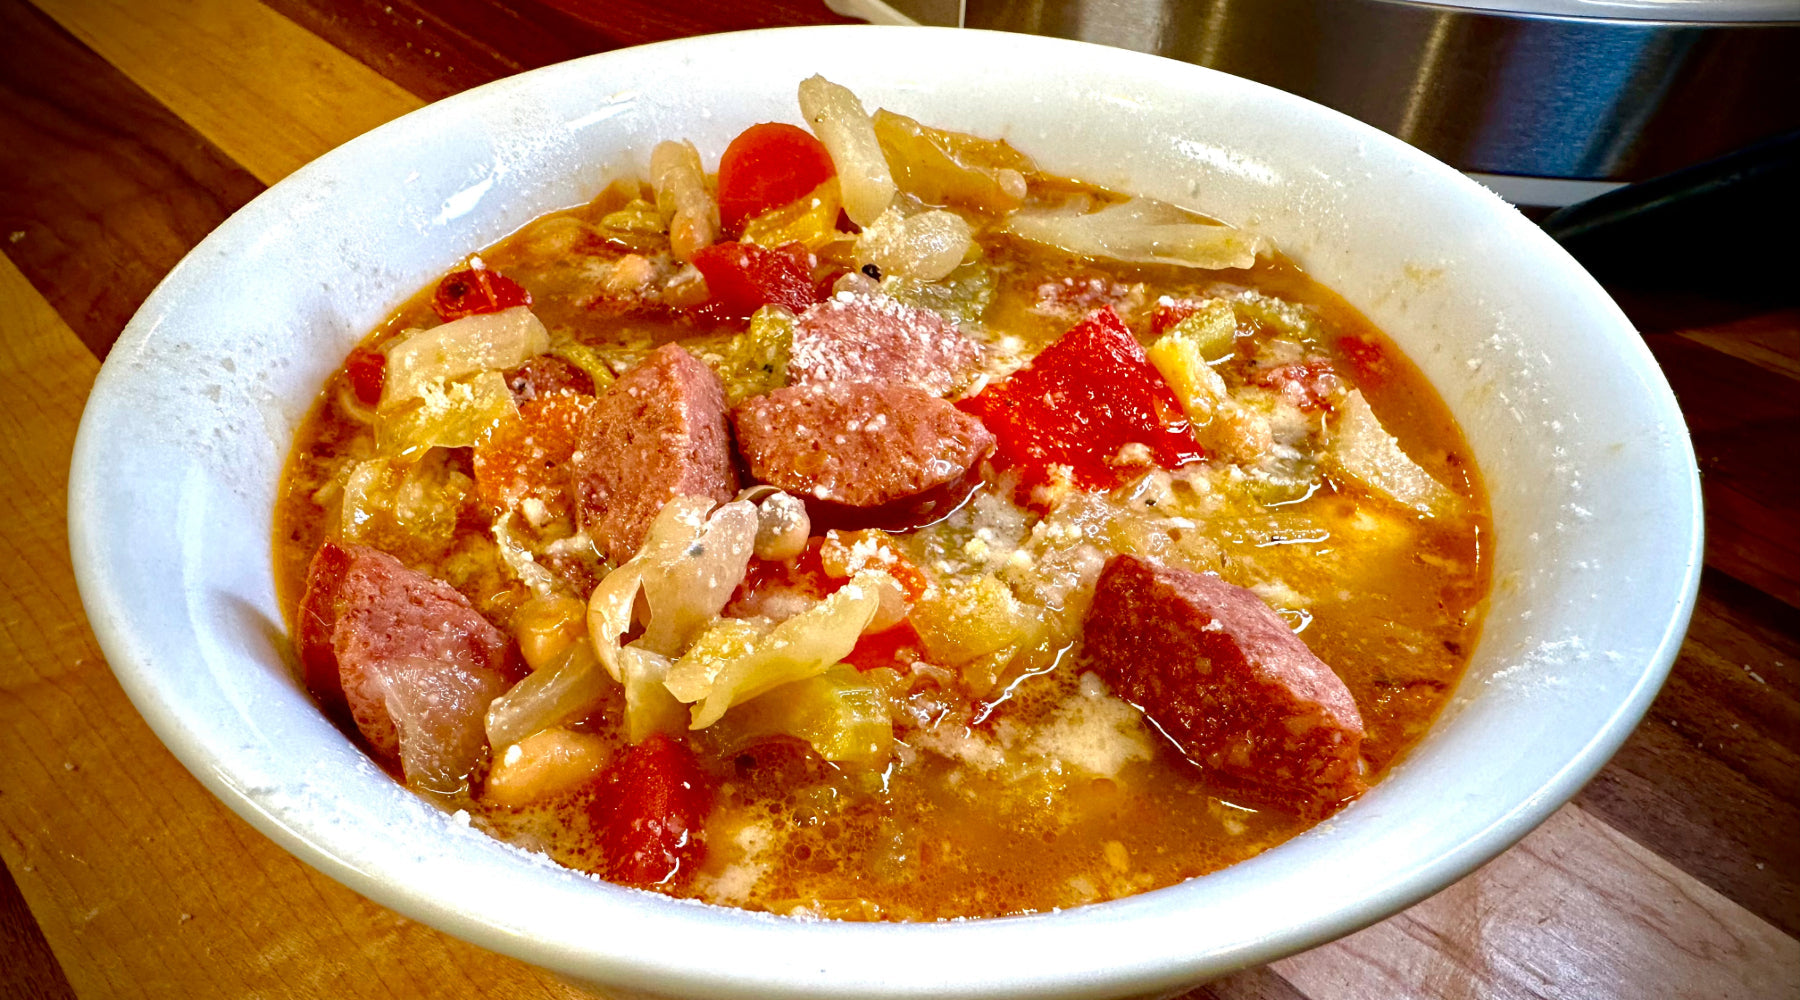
[1083,553,1367,814]
[733,380,994,515]
[298,542,516,793]
[789,293,980,397]
[570,343,739,565]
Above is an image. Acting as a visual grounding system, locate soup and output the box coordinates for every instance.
[277,77,1488,920]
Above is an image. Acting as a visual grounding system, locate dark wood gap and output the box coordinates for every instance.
[0,856,77,1000]
[0,0,265,358]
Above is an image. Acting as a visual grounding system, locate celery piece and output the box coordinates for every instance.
[714,664,894,766]
[717,305,795,405]
[881,261,993,329]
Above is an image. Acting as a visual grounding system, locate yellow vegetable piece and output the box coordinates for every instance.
[513,593,588,671]
[872,108,1034,215]
[910,574,1031,668]
[713,663,896,767]
[741,177,843,252]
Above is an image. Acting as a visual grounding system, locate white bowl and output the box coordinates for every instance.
[68,26,1702,1000]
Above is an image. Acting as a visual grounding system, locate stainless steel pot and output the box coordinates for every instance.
[839,0,1800,205]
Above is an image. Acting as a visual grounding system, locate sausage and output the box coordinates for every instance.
[1082,553,1367,814]
[788,293,980,397]
[570,344,739,565]
[732,380,993,523]
[297,542,517,793]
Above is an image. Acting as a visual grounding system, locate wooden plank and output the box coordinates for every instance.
[0,0,264,359]
[1644,331,1800,609]
[1273,805,1800,1000]
[262,0,620,103]
[0,256,597,1000]
[28,0,423,185]
[1579,568,1800,936]
[1676,310,1800,383]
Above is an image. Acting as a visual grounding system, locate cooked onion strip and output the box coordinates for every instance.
[380,307,549,407]
[667,570,888,729]
[798,75,896,227]
[484,639,613,749]
[1006,197,1267,271]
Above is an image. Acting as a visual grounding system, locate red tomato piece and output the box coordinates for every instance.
[591,732,714,888]
[690,241,823,320]
[716,122,836,236]
[958,307,1204,496]
[844,621,925,673]
[432,266,532,321]
[471,393,596,522]
[343,346,386,407]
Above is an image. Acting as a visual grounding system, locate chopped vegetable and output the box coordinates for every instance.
[1151,298,1238,361]
[1007,197,1267,271]
[717,122,837,235]
[591,732,713,887]
[690,241,823,319]
[742,178,844,252]
[715,305,795,406]
[379,306,551,407]
[1148,320,1273,462]
[910,574,1032,668]
[855,207,972,281]
[338,454,473,557]
[484,639,616,749]
[665,571,888,729]
[375,370,517,457]
[881,261,994,329]
[872,108,1033,215]
[797,75,896,226]
[650,139,718,262]
[1328,390,1457,515]
[512,592,588,670]
[471,392,596,523]
[710,663,896,766]
[432,264,531,321]
[959,307,1205,496]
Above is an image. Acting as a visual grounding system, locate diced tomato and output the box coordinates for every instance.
[471,393,596,522]
[1337,334,1389,389]
[716,123,836,236]
[844,621,924,673]
[958,307,1204,497]
[343,346,386,407]
[591,732,714,888]
[689,241,823,320]
[432,265,532,321]
[1251,359,1340,411]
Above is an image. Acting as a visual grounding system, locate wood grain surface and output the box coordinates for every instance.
[0,1,1795,998]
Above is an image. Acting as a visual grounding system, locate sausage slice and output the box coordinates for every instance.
[789,293,980,397]
[733,380,993,519]
[298,542,516,793]
[570,344,739,565]
[1083,554,1367,813]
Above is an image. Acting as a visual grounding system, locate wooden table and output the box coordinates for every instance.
[1,2,1794,997]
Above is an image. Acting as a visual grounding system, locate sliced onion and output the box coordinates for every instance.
[484,640,614,749]
[380,306,549,406]
[621,647,687,743]
[638,498,758,654]
[798,75,896,226]
[668,570,888,729]
[1006,197,1268,271]
[1329,390,1456,515]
